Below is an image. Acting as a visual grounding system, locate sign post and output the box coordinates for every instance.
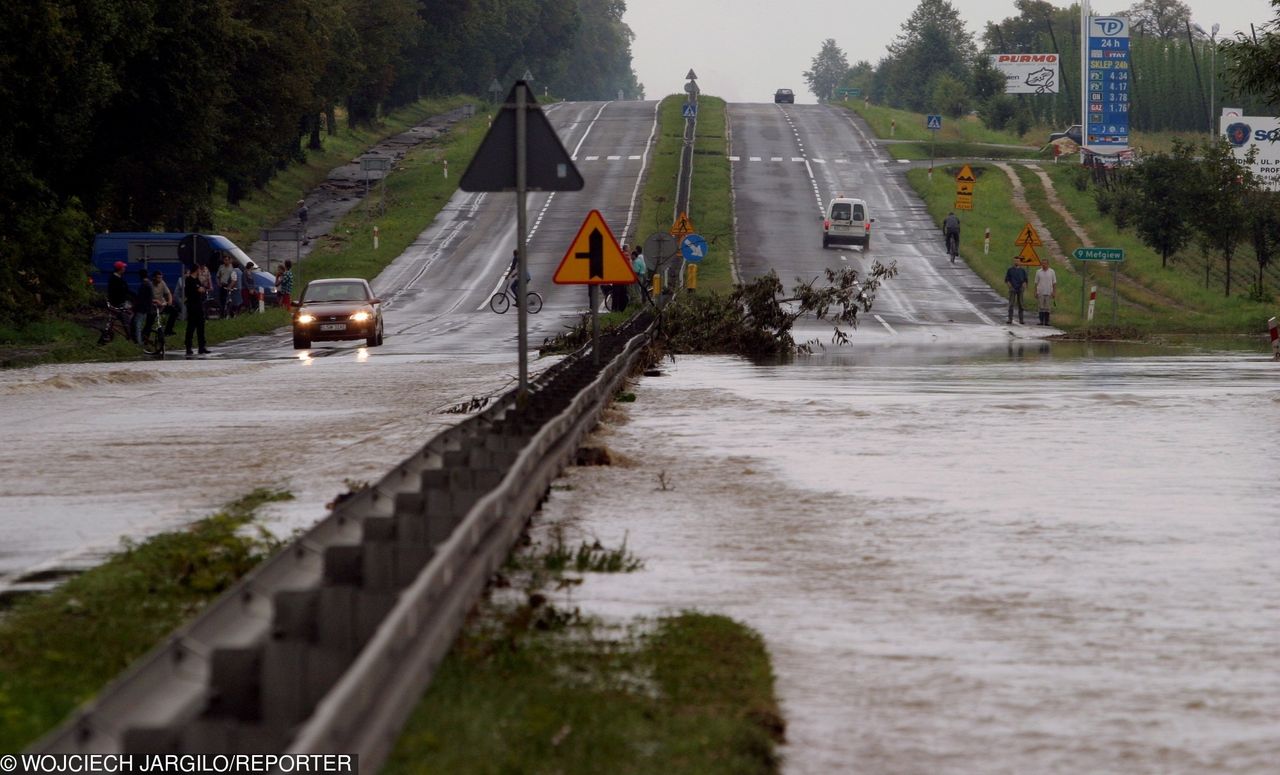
[553,210,637,364]
[460,81,584,396]
[1014,222,1044,268]
[1073,247,1125,325]
[954,164,976,211]
[926,115,942,177]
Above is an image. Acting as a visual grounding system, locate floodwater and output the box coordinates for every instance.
[538,341,1280,774]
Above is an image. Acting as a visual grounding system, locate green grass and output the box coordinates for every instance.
[212,97,479,248]
[384,611,783,775]
[843,100,1037,146]
[688,96,735,292]
[0,489,291,752]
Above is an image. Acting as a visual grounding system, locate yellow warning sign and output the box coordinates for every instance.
[1015,241,1043,267]
[553,210,637,285]
[954,193,973,211]
[670,211,696,238]
[1015,222,1043,247]
[955,164,977,183]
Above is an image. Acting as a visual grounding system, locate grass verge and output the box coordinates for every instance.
[0,489,292,752]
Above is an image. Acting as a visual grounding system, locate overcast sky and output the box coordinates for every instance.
[625,0,1277,103]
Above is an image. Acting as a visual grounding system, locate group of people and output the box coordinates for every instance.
[942,212,1058,326]
[503,244,650,311]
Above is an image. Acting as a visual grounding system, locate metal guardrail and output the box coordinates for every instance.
[31,311,655,767]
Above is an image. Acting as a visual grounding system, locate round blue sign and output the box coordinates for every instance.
[680,233,708,264]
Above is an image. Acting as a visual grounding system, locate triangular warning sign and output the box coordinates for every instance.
[553,210,637,285]
[955,164,977,183]
[1015,242,1043,267]
[670,212,695,238]
[1014,222,1043,247]
[459,81,584,193]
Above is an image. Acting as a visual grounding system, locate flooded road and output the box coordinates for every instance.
[539,342,1280,774]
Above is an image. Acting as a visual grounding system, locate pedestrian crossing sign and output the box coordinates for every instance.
[553,210,637,285]
[670,211,696,238]
[1014,222,1043,247]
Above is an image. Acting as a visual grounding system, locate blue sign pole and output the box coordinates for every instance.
[1086,15,1131,152]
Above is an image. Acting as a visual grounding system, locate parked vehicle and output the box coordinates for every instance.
[1049,125,1082,145]
[90,233,279,307]
[822,197,874,248]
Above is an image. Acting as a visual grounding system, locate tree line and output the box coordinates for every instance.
[0,0,640,324]
[806,0,1271,136]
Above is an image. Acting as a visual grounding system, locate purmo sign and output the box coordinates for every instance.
[991,54,1060,94]
[1222,116,1280,191]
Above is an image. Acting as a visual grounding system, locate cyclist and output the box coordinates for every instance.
[506,249,531,304]
[943,211,961,262]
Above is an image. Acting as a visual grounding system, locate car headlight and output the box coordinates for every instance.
[350,310,371,322]
[296,313,316,324]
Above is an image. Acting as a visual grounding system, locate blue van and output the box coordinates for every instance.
[91,233,279,307]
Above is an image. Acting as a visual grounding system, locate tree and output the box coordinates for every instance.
[880,0,975,112]
[1221,0,1280,107]
[804,39,848,102]
[1246,190,1280,295]
[1124,0,1194,39]
[931,73,970,117]
[1192,139,1257,296]
[1132,140,1198,267]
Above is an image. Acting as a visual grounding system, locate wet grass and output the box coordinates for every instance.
[384,609,783,775]
[0,489,291,752]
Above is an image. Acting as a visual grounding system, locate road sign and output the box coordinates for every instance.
[837,87,862,98]
[954,164,976,210]
[1073,247,1124,262]
[686,69,698,81]
[680,234,708,264]
[553,210,636,284]
[1014,222,1043,247]
[670,211,696,238]
[955,164,976,184]
[954,194,973,211]
[926,115,943,130]
[1015,242,1043,267]
[682,103,697,118]
[459,82,583,192]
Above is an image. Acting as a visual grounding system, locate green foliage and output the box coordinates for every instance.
[1132,140,1199,267]
[878,0,976,112]
[1221,0,1280,107]
[0,489,290,751]
[804,39,849,102]
[931,73,971,118]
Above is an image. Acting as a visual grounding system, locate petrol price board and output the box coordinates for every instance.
[1086,16,1131,150]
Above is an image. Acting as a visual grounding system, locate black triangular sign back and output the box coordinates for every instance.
[459,81,584,193]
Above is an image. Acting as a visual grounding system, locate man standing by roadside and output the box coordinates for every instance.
[184,264,211,356]
[278,259,295,311]
[631,246,649,303]
[1004,257,1028,325]
[216,253,236,318]
[1035,260,1057,326]
[132,268,153,344]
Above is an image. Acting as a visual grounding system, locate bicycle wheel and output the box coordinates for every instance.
[526,292,543,314]
[490,292,510,314]
[151,326,166,358]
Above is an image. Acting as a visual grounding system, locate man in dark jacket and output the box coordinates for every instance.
[1004,257,1029,325]
[106,261,130,306]
[184,264,211,356]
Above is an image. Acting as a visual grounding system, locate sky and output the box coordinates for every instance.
[624,0,1277,103]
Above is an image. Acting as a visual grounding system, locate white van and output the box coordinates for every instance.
[822,197,874,248]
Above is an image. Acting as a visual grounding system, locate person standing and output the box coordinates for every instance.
[1004,257,1029,325]
[132,268,154,344]
[631,247,649,302]
[225,262,242,318]
[1035,260,1058,326]
[196,260,214,319]
[277,259,295,310]
[297,199,309,236]
[216,253,235,317]
[184,264,210,356]
[107,261,130,307]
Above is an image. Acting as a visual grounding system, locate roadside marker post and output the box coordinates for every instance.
[1269,316,1278,359]
[984,227,991,255]
[1087,285,1097,322]
[443,159,448,178]
[373,225,380,251]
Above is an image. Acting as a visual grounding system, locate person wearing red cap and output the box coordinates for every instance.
[107,261,130,307]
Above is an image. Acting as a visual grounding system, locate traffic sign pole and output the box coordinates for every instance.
[515,84,529,396]
[589,285,600,365]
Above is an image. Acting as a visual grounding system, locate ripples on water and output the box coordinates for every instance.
[541,344,1280,774]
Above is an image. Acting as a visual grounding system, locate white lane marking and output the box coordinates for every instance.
[729,156,741,161]
[791,156,805,162]
[628,155,642,160]
[750,156,762,162]
[898,159,911,164]
[874,314,897,334]
[812,159,826,164]
[607,155,621,160]
[476,101,612,311]
[771,156,783,162]
[585,155,599,161]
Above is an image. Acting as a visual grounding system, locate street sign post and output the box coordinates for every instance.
[954,164,976,211]
[460,80,584,395]
[1014,222,1044,267]
[553,210,635,365]
[1074,247,1124,324]
[682,103,697,118]
[680,233,707,264]
[926,115,942,175]
[670,212,695,239]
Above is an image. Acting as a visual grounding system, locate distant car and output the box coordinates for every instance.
[292,278,384,349]
[774,89,795,104]
[822,197,874,249]
[1049,125,1082,145]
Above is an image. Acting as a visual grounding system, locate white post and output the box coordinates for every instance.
[443,159,448,178]
[984,228,991,255]
[1268,316,1278,359]
[1087,284,1098,321]
[373,225,380,250]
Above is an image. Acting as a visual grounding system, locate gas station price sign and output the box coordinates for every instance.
[1087,16,1131,150]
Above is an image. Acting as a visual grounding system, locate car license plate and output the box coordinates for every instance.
[320,323,346,332]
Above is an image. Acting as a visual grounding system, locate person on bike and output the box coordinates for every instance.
[943,212,961,261]
[184,263,211,356]
[149,270,178,338]
[506,249,530,303]
[217,253,236,317]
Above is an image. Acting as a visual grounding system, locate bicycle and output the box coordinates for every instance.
[945,231,960,263]
[97,303,134,345]
[140,310,167,358]
[490,285,543,314]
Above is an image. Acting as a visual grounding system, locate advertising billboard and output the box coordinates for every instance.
[1086,16,1131,151]
[1222,116,1280,191]
[990,54,1060,94]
